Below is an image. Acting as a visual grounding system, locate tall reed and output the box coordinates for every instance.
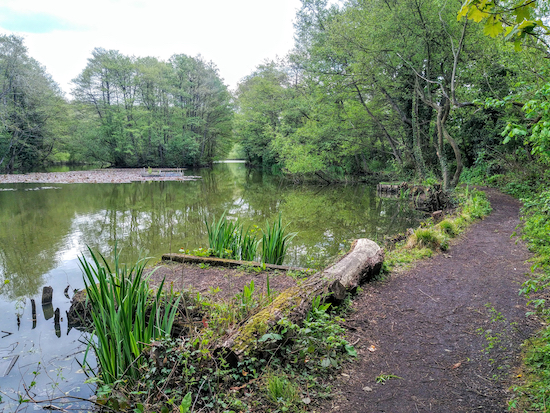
[80,247,179,386]
[261,214,296,265]
[205,211,258,261]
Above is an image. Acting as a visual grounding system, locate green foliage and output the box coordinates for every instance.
[438,219,458,237]
[205,211,259,261]
[459,188,493,221]
[80,247,180,387]
[261,214,296,265]
[407,228,447,251]
[72,49,233,167]
[0,35,68,173]
[458,0,549,49]
[266,373,299,408]
[271,298,357,371]
[115,283,353,411]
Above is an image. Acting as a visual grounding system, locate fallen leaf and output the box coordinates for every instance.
[452,362,461,369]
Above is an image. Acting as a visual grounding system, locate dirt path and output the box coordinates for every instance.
[324,188,540,412]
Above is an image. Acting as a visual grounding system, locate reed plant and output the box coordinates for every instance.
[205,211,259,261]
[261,214,296,265]
[205,211,240,259]
[80,248,179,387]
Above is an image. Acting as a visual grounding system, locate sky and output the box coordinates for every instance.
[0,0,303,97]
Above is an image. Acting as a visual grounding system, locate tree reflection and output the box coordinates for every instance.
[0,165,423,300]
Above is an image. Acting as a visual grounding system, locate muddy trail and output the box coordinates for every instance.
[323,188,540,413]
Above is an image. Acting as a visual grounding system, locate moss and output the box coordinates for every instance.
[233,286,302,351]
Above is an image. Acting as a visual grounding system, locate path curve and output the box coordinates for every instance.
[324,188,540,413]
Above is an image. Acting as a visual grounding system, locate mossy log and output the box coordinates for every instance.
[217,238,383,363]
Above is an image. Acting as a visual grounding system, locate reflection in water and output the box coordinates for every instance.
[0,163,424,410]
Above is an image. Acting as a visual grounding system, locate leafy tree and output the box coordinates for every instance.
[0,35,67,173]
[240,0,507,187]
[458,0,549,50]
[72,50,233,167]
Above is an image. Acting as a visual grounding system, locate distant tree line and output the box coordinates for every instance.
[71,49,233,168]
[1,0,549,185]
[0,36,233,173]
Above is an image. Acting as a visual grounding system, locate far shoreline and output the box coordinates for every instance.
[0,168,202,184]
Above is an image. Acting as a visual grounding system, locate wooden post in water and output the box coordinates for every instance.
[42,286,54,320]
[30,299,37,329]
[54,308,61,338]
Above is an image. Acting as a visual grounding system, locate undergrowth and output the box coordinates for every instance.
[80,255,355,412]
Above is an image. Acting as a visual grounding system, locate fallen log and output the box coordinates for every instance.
[161,253,307,272]
[216,238,383,363]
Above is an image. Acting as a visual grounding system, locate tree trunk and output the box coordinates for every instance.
[216,239,384,363]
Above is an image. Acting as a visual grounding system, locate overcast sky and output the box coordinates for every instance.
[0,0,303,97]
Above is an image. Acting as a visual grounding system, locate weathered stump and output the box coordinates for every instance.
[42,286,53,305]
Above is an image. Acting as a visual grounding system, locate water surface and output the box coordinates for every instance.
[0,163,423,411]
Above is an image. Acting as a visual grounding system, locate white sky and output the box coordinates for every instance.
[0,0,303,97]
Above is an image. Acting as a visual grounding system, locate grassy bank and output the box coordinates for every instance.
[383,186,492,274]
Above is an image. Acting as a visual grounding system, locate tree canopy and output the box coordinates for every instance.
[0,35,67,173]
[71,49,233,167]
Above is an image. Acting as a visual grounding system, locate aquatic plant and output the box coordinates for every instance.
[205,211,241,259]
[205,212,259,261]
[261,214,296,265]
[80,248,179,387]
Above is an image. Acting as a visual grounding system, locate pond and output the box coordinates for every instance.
[0,162,423,411]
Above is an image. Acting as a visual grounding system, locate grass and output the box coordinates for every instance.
[438,219,457,236]
[384,187,491,273]
[80,247,179,387]
[266,373,299,407]
[406,227,447,250]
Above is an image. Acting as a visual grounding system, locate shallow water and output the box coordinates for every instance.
[0,163,423,411]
